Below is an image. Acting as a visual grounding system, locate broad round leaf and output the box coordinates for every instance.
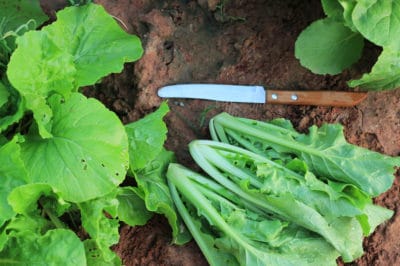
[353,0,400,50]
[45,3,144,87]
[20,93,129,203]
[295,18,364,75]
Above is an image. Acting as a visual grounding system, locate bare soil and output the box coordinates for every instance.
[43,1,400,265]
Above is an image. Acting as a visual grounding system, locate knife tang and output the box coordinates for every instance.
[267,90,367,107]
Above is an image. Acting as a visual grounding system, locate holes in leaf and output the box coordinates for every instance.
[81,159,87,170]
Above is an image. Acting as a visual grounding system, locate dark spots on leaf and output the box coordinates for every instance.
[81,159,87,170]
[60,98,65,104]
[101,163,105,167]
[115,172,119,176]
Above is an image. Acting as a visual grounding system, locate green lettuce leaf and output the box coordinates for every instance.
[321,0,344,19]
[20,93,129,203]
[189,140,376,261]
[134,148,191,244]
[0,137,27,227]
[0,0,47,38]
[295,17,364,75]
[210,112,398,196]
[44,3,143,87]
[6,3,143,137]
[0,79,25,133]
[8,183,71,221]
[0,229,86,265]
[348,48,400,90]
[84,239,122,266]
[125,101,169,171]
[339,0,358,31]
[79,191,120,264]
[0,0,48,59]
[7,31,76,137]
[116,187,153,226]
[124,102,189,243]
[352,0,400,50]
[167,163,340,266]
[322,0,358,31]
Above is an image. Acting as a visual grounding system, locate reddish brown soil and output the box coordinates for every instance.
[43,1,400,265]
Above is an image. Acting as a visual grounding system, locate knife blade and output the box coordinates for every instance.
[157,84,367,107]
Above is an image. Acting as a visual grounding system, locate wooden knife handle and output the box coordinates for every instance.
[267,90,367,107]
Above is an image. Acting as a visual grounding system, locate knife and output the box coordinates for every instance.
[157,84,367,107]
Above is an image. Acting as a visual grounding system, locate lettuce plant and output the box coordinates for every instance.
[167,163,340,266]
[295,0,400,91]
[188,140,393,262]
[210,112,399,197]
[167,112,398,264]
[0,2,187,265]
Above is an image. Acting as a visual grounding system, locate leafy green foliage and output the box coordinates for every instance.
[296,0,400,90]
[210,112,398,196]
[0,1,46,132]
[348,48,400,90]
[43,4,143,87]
[0,0,48,67]
[116,187,153,226]
[352,0,400,50]
[187,138,394,262]
[0,81,8,108]
[79,191,121,263]
[0,78,25,133]
[295,18,363,75]
[0,229,86,265]
[167,163,340,266]
[125,102,169,170]
[124,105,191,244]
[0,2,181,265]
[134,149,191,244]
[7,3,143,138]
[164,112,398,263]
[0,137,27,227]
[20,93,129,203]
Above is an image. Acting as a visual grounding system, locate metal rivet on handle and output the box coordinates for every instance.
[291,94,298,101]
[271,93,278,100]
